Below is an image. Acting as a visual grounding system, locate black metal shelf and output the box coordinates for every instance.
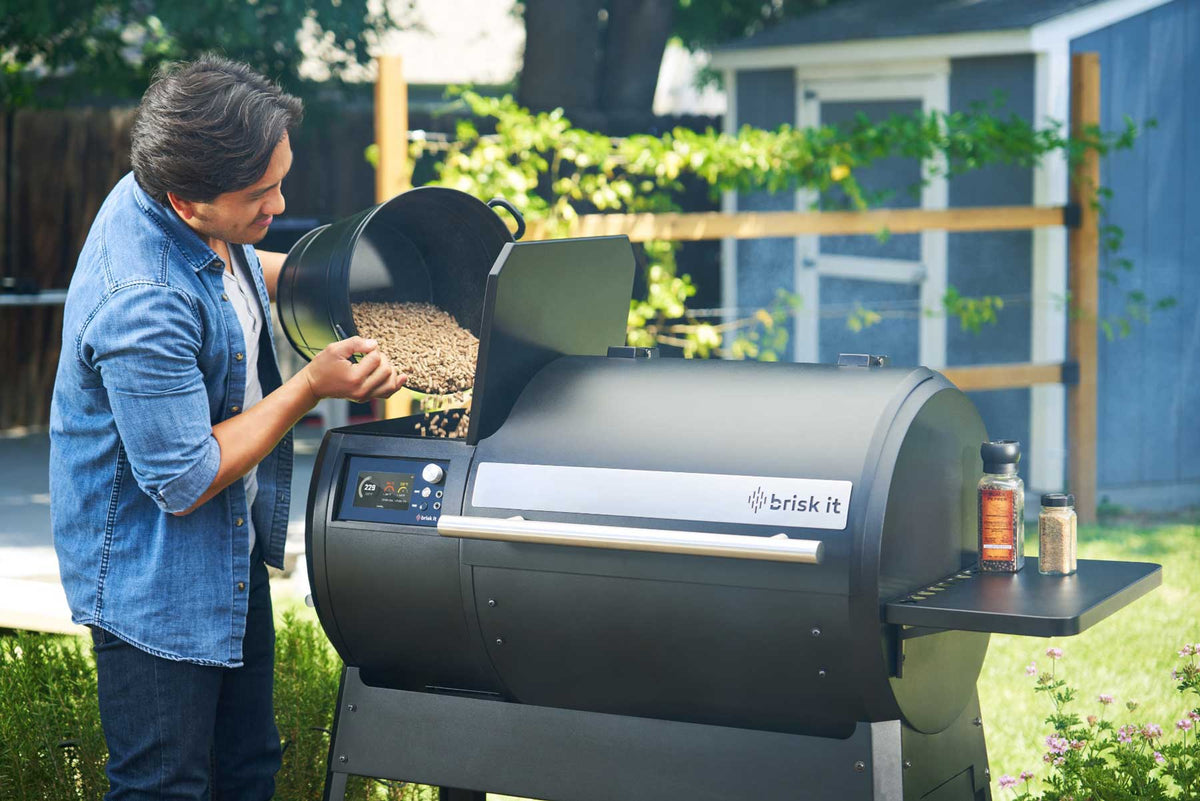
[884,558,1162,637]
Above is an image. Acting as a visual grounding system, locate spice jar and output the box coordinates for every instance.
[1038,493,1077,576]
[978,440,1025,572]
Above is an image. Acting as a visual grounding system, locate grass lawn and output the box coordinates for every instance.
[980,519,1200,795]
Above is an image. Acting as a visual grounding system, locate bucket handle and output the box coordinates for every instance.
[487,198,526,241]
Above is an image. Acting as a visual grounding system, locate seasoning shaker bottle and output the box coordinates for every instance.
[978,440,1025,572]
[1038,493,1077,576]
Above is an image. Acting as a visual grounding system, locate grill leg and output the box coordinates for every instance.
[438,789,486,801]
[323,668,351,801]
[323,771,348,801]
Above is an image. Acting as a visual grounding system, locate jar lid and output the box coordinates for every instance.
[981,440,1021,473]
[1041,492,1074,508]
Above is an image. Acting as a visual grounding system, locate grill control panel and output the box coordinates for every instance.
[337,455,448,527]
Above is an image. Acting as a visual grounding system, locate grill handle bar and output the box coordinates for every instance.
[436,515,823,564]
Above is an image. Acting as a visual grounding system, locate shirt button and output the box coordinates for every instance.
[236,517,244,527]
[234,352,244,361]
[231,405,241,413]
[237,582,246,591]
[221,293,229,301]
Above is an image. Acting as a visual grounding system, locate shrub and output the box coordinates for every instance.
[0,631,107,801]
[0,614,435,800]
[999,645,1200,800]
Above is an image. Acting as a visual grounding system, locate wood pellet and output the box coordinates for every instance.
[351,301,478,396]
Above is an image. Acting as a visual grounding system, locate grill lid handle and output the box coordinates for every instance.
[437,515,823,565]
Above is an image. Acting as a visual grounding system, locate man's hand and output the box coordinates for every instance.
[175,337,405,516]
[301,336,407,403]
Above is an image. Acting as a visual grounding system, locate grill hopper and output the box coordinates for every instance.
[276,188,525,393]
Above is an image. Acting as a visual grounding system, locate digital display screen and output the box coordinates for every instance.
[352,471,414,511]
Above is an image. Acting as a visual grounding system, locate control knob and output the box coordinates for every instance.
[422,463,445,484]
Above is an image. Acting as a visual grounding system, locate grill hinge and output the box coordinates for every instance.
[837,353,888,368]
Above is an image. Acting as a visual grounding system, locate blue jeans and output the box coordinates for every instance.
[91,548,281,800]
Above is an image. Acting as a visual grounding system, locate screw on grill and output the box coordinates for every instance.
[853,761,866,773]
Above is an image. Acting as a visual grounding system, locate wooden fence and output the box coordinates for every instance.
[478,55,1103,521]
[7,54,1102,518]
[0,105,383,431]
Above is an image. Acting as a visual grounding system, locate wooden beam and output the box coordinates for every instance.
[0,112,7,281]
[524,205,1068,242]
[1068,53,1100,525]
[374,54,408,204]
[374,55,416,421]
[941,362,1069,392]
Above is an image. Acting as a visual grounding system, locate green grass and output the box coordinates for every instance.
[980,520,1200,794]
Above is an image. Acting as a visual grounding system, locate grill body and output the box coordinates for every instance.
[295,224,1157,801]
[309,356,989,740]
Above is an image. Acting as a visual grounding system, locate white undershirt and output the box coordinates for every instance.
[222,245,264,553]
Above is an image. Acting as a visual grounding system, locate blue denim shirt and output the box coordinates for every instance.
[50,173,292,667]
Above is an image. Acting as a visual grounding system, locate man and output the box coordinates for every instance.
[49,55,404,800]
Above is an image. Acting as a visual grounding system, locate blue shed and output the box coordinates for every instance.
[710,0,1200,512]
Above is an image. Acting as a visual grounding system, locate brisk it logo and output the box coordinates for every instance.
[748,485,844,515]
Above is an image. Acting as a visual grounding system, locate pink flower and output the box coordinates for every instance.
[1046,647,1064,660]
[1142,723,1164,740]
[1178,719,1194,731]
[1189,710,1200,720]
[1117,725,1135,744]
[1180,644,1196,657]
[1026,662,1037,676]
[1087,715,1098,726]
[1045,735,1070,754]
[1054,756,1065,766]
[1098,694,1114,705]
[998,775,1018,789]
[1070,740,1085,750]
[1155,752,1166,764]
[1020,770,1035,781]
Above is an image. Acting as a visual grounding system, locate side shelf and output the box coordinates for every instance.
[884,558,1162,637]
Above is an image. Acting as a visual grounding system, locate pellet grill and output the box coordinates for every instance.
[282,206,1161,801]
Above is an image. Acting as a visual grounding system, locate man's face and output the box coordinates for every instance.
[171,133,293,246]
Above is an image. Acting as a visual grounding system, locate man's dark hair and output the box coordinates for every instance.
[131,54,303,206]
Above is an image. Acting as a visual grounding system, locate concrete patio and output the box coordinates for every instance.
[0,424,327,634]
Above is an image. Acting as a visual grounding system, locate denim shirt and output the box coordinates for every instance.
[49,172,292,667]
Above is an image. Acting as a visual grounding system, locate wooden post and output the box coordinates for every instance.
[374,54,409,203]
[1068,53,1100,525]
[374,54,416,420]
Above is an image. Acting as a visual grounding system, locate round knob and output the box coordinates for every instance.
[422,463,445,484]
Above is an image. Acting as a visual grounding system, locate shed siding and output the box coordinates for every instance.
[1073,0,1200,501]
[947,55,1036,478]
[735,70,797,354]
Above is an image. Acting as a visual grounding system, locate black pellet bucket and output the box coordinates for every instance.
[277,187,525,362]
